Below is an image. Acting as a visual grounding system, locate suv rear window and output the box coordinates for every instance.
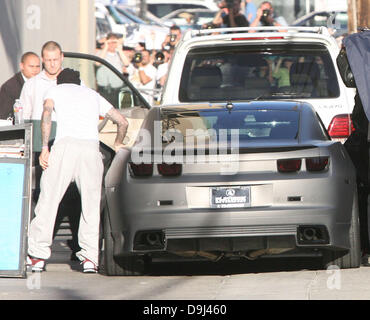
[161,109,299,143]
[179,44,340,102]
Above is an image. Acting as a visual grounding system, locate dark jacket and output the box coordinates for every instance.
[0,72,25,119]
[222,13,249,27]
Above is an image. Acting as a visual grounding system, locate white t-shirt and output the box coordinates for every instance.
[156,62,168,81]
[96,51,124,88]
[20,70,57,121]
[127,63,157,105]
[44,84,113,143]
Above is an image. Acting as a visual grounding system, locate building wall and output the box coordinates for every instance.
[0,0,95,85]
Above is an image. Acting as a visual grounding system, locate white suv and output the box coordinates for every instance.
[161,26,356,142]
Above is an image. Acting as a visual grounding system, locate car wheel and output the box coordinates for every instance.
[100,204,146,276]
[322,189,361,269]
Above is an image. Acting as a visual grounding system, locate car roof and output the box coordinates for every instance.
[181,26,336,44]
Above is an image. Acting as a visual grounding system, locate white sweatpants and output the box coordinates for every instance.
[28,137,104,265]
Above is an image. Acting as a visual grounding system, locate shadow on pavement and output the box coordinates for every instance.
[146,257,323,276]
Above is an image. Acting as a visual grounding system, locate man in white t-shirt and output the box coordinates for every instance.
[27,68,129,273]
[127,50,157,106]
[20,41,63,154]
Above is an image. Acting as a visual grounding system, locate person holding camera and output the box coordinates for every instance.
[127,50,157,105]
[212,0,249,28]
[95,33,131,107]
[249,1,287,30]
[162,25,182,51]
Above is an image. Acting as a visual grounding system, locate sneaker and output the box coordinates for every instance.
[81,258,98,273]
[26,255,45,272]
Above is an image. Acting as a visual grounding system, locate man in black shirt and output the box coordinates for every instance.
[212,0,249,28]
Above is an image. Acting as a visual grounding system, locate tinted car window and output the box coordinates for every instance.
[63,56,146,109]
[179,44,340,102]
[161,109,299,143]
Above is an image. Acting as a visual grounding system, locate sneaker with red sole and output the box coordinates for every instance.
[81,258,98,273]
[26,255,45,272]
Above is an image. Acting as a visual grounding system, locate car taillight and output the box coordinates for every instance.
[306,157,329,172]
[157,163,182,176]
[327,114,354,138]
[277,159,302,173]
[129,163,153,177]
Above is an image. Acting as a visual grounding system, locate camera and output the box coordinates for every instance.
[203,22,218,30]
[220,0,234,8]
[260,9,272,25]
[155,51,165,64]
[225,0,234,8]
[169,34,177,43]
[133,52,142,64]
[96,40,103,49]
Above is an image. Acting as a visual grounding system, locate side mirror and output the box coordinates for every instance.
[336,47,356,88]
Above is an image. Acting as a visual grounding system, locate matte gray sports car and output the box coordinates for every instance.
[102,100,360,275]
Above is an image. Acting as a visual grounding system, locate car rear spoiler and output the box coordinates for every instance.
[129,144,320,162]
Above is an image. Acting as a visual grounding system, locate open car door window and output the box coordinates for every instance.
[63,52,151,150]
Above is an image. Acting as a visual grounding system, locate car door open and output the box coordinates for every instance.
[63,52,151,150]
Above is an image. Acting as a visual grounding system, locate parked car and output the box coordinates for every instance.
[102,100,360,275]
[161,26,356,143]
[160,8,218,31]
[146,0,218,18]
[95,5,113,41]
[61,50,359,276]
[95,2,126,38]
[292,11,348,38]
[105,4,169,49]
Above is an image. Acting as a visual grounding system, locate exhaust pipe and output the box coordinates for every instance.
[303,227,317,241]
[297,225,329,245]
[134,230,165,250]
[146,232,161,246]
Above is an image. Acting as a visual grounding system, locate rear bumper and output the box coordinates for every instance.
[106,187,352,256]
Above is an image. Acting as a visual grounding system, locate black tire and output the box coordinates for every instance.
[322,190,361,269]
[100,205,146,276]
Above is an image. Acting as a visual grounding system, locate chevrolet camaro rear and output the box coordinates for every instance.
[102,101,360,275]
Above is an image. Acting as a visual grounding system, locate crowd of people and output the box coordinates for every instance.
[95,25,180,105]
[204,0,287,29]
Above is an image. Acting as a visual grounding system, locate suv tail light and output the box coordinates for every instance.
[129,163,153,177]
[277,159,302,173]
[157,163,182,176]
[306,157,329,172]
[327,114,354,138]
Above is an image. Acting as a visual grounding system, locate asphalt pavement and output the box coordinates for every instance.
[1,239,370,302]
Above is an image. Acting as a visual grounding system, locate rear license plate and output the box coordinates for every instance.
[210,186,251,208]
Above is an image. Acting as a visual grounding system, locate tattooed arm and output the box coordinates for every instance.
[106,108,129,153]
[39,98,54,170]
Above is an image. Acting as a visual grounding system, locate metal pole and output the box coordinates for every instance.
[139,0,147,19]
[306,0,310,15]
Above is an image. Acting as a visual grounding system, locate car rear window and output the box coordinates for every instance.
[161,109,299,143]
[179,44,340,102]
